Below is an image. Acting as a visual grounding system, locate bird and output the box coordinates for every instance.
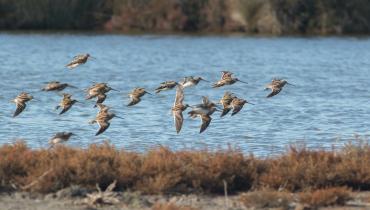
[66,54,92,69]
[155,81,178,93]
[85,83,118,106]
[265,78,293,98]
[172,84,190,133]
[90,108,123,136]
[127,88,151,106]
[11,92,34,117]
[179,76,209,88]
[55,93,78,115]
[212,71,247,88]
[188,96,219,133]
[219,92,237,117]
[230,97,254,116]
[42,81,76,91]
[48,132,74,148]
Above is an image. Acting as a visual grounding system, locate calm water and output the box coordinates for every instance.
[0,33,369,155]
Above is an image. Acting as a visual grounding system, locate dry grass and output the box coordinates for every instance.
[0,141,370,195]
[239,190,293,209]
[298,187,352,207]
[152,201,198,210]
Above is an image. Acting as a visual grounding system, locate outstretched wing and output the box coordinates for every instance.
[267,87,282,98]
[95,121,110,136]
[221,108,232,117]
[202,96,210,105]
[174,84,184,106]
[221,71,233,79]
[96,94,107,104]
[200,115,212,133]
[127,96,141,106]
[231,105,243,116]
[13,102,26,117]
[173,110,184,134]
[59,104,72,115]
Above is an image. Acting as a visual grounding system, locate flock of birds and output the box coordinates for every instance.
[10,54,293,147]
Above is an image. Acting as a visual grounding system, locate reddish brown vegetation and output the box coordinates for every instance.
[152,201,198,210]
[299,187,352,207]
[0,141,369,194]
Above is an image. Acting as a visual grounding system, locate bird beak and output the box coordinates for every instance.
[287,82,295,86]
[215,108,222,112]
[90,56,97,60]
[201,78,210,82]
[115,116,124,119]
[68,85,78,89]
[247,102,255,105]
[238,80,248,84]
[32,98,40,102]
[145,91,153,95]
[111,88,120,92]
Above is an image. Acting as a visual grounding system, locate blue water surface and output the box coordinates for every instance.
[0,33,369,156]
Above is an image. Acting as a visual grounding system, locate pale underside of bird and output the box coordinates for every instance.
[179,76,209,88]
[127,87,151,106]
[155,81,178,93]
[265,79,290,98]
[172,84,189,134]
[12,92,33,117]
[56,93,78,115]
[188,96,218,133]
[66,54,90,69]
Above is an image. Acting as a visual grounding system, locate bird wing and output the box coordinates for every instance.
[95,120,110,136]
[173,110,184,134]
[220,108,232,117]
[200,115,212,133]
[127,96,141,106]
[231,105,243,116]
[96,94,107,104]
[174,84,184,105]
[202,96,210,105]
[13,102,26,117]
[267,87,282,98]
[59,104,72,115]
[221,71,233,79]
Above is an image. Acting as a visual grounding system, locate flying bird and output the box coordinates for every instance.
[90,108,123,136]
[179,76,209,88]
[42,81,76,91]
[55,93,78,115]
[188,96,219,133]
[49,132,74,148]
[85,83,118,106]
[265,78,293,98]
[155,81,178,93]
[230,97,254,116]
[66,54,92,69]
[127,88,151,106]
[219,92,237,117]
[212,71,247,88]
[11,92,34,117]
[172,84,189,133]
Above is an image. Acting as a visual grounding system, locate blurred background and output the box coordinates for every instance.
[1,0,370,34]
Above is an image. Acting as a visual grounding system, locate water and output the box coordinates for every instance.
[0,33,369,156]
